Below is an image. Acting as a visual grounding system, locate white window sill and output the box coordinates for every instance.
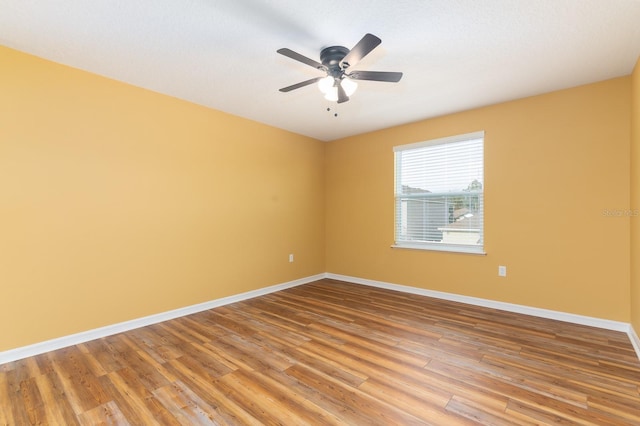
[391,243,487,255]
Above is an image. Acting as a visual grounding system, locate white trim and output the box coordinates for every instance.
[4,272,639,365]
[325,273,632,333]
[393,130,485,151]
[391,244,486,255]
[0,274,325,365]
[629,326,640,361]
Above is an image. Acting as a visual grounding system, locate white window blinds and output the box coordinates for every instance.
[394,131,485,254]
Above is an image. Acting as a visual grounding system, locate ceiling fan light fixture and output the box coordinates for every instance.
[324,86,339,102]
[341,78,357,96]
[317,75,335,94]
[318,77,356,102]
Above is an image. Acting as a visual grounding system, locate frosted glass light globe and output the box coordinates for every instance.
[341,78,358,96]
[317,76,334,94]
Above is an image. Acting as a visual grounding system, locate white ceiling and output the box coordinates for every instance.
[1,1,640,141]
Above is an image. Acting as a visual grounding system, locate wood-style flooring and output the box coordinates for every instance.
[1,279,640,425]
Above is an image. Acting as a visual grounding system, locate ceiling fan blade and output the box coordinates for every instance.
[277,48,325,70]
[348,70,403,83]
[341,33,381,68]
[279,77,323,92]
[337,82,349,103]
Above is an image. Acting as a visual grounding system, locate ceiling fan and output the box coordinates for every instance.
[277,33,403,103]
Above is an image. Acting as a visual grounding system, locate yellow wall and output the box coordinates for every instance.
[1,43,635,353]
[631,57,640,332]
[326,77,631,321]
[0,46,325,351]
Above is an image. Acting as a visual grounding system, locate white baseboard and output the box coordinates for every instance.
[326,273,632,334]
[0,274,325,365]
[4,272,639,365]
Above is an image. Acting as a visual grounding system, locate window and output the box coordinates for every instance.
[394,131,484,254]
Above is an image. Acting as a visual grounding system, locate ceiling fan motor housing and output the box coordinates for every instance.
[320,46,349,77]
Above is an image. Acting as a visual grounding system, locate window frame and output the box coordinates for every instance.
[392,131,486,255]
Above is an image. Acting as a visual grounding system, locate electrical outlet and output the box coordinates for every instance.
[498,265,507,277]
[289,254,294,263]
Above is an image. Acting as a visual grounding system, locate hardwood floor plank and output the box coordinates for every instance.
[19,376,47,425]
[79,339,128,375]
[230,309,312,347]
[479,354,590,406]
[104,367,181,425]
[50,347,112,412]
[482,350,640,404]
[520,346,640,390]
[504,399,581,425]
[75,343,110,378]
[284,362,426,425]
[2,278,639,424]
[507,401,604,426]
[152,380,223,425]
[76,400,129,425]
[163,357,263,425]
[95,371,149,425]
[173,343,234,380]
[358,378,470,425]
[2,369,31,425]
[0,368,16,425]
[274,340,368,387]
[307,321,429,367]
[216,369,319,425]
[445,395,531,426]
[586,393,640,424]
[296,339,373,379]
[429,358,634,425]
[235,367,347,425]
[34,372,81,426]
